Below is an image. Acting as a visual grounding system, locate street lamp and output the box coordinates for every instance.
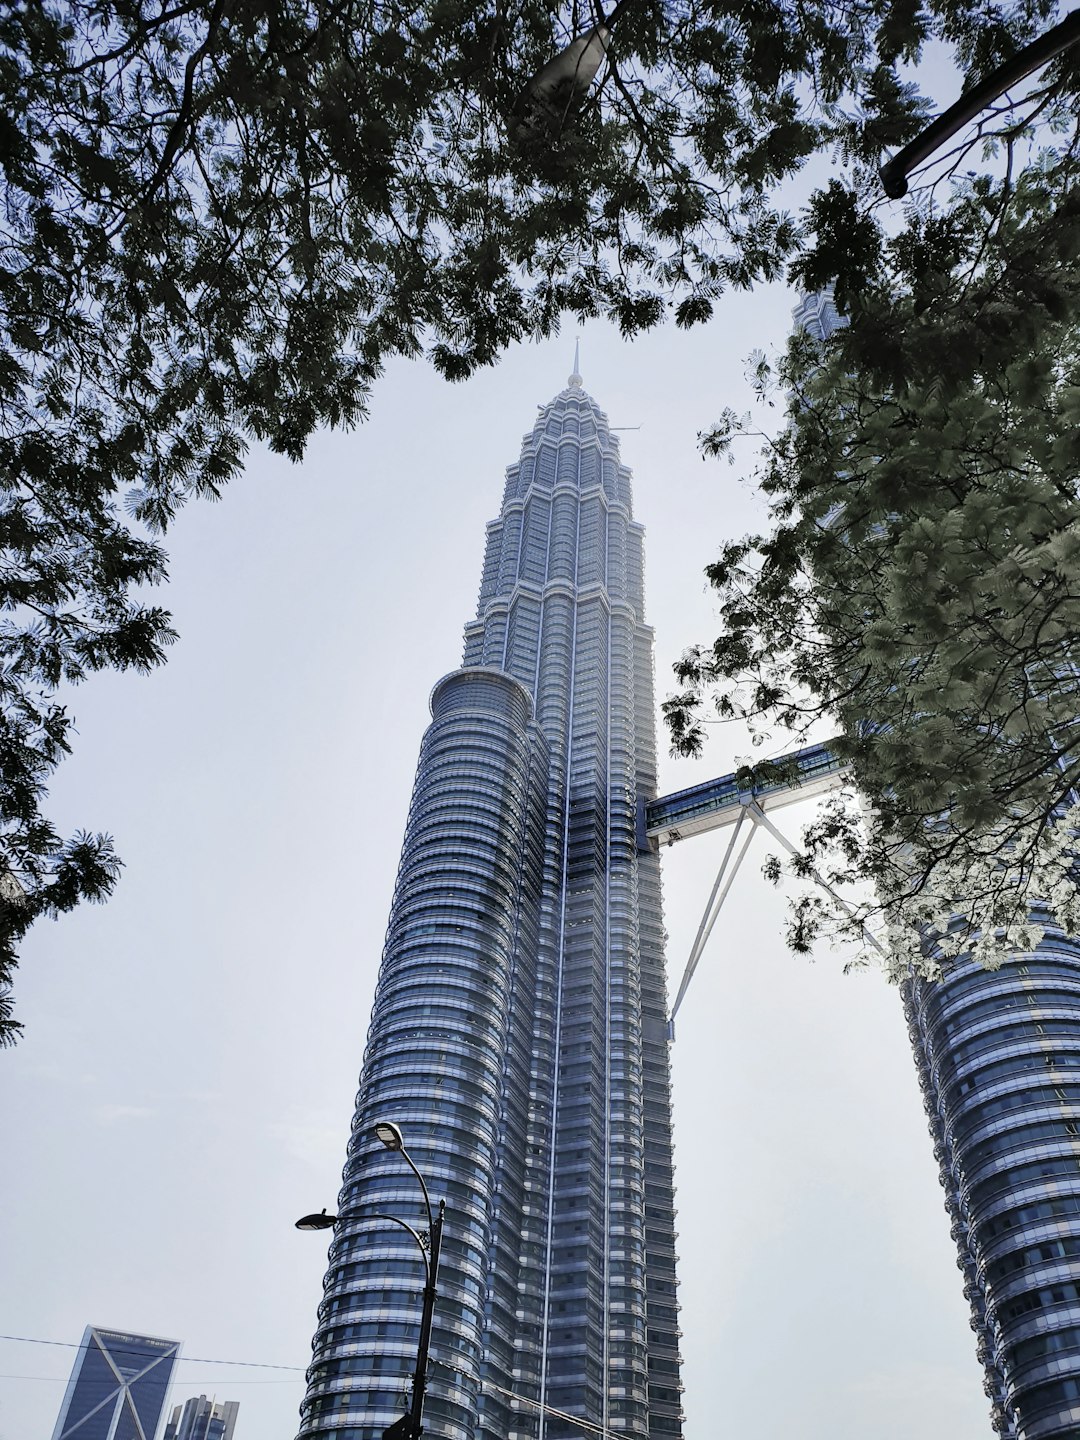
[512,0,637,137]
[879,8,1080,199]
[295,1207,336,1232]
[296,1121,445,1440]
[374,1120,403,1150]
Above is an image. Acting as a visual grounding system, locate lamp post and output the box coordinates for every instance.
[296,1121,445,1440]
[879,8,1080,199]
[513,0,637,135]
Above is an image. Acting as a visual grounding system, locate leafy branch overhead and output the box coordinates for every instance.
[670,142,1080,976]
[0,0,1072,1038]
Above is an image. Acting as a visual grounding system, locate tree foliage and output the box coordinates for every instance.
[0,0,1070,1037]
[668,123,1080,976]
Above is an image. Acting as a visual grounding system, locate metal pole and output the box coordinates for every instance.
[408,1198,444,1439]
[879,8,1080,199]
[400,1146,435,1234]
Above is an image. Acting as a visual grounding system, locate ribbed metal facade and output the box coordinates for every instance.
[796,289,1080,1440]
[297,367,682,1440]
[906,935,1080,1439]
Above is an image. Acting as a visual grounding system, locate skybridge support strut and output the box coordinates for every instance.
[750,803,887,960]
[667,788,883,1031]
[669,802,757,1021]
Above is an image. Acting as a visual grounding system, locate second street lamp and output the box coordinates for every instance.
[296,1121,445,1440]
[879,7,1080,198]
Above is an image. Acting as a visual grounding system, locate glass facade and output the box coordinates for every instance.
[797,291,1080,1440]
[50,1326,180,1440]
[298,367,682,1440]
[907,938,1080,1439]
[163,1396,239,1440]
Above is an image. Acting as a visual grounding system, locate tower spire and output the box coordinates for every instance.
[569,336,582,388]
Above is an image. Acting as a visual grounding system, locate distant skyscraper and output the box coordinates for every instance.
[297,359,682,1440]
[797,293,1080,1439]
[790,288,842,339]
[50,1326,180,1440]
[163,1395,239,1440]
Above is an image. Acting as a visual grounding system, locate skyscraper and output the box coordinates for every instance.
[297,360,682,1440]
[796,294,1080,1440]
[904,936,1080,1438]
[50,1326,180,1440]
[164,1395,239,1440]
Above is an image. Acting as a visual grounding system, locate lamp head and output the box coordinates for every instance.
[295,1208,338,1231]
[374,1120,404,1152]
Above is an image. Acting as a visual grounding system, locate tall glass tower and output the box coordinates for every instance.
[50,1326,180,1440]
[798,292,1080,1440]
[164,1396,240,1440]
[297,362,682,1440]
[902,932,1080,1440]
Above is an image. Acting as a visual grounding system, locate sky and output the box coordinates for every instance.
[0,283,994,1440]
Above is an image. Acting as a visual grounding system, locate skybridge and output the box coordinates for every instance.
[644,741,881,1026]
[644,741,848,846]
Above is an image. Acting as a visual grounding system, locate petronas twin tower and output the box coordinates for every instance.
[296,337,1080,1440]
[297,362,682,1440]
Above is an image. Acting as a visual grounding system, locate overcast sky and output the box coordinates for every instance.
[0,274,994,1440]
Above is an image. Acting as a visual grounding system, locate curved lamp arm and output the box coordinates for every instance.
[295,1209,432,1283]
[356,1212,432,1285]
[374,1120,434,1234]
[880,9,1080,199]
[397,1146,434,1235]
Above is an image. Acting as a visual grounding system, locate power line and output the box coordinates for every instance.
[0,1334,305,1372]
[2,1332,642,1429]
[0,1373,301,1385]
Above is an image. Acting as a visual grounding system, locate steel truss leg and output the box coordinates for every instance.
[668,799,885,1029]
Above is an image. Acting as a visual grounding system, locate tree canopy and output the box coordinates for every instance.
[666,123,1080,977]
[0,0,1073,1038]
